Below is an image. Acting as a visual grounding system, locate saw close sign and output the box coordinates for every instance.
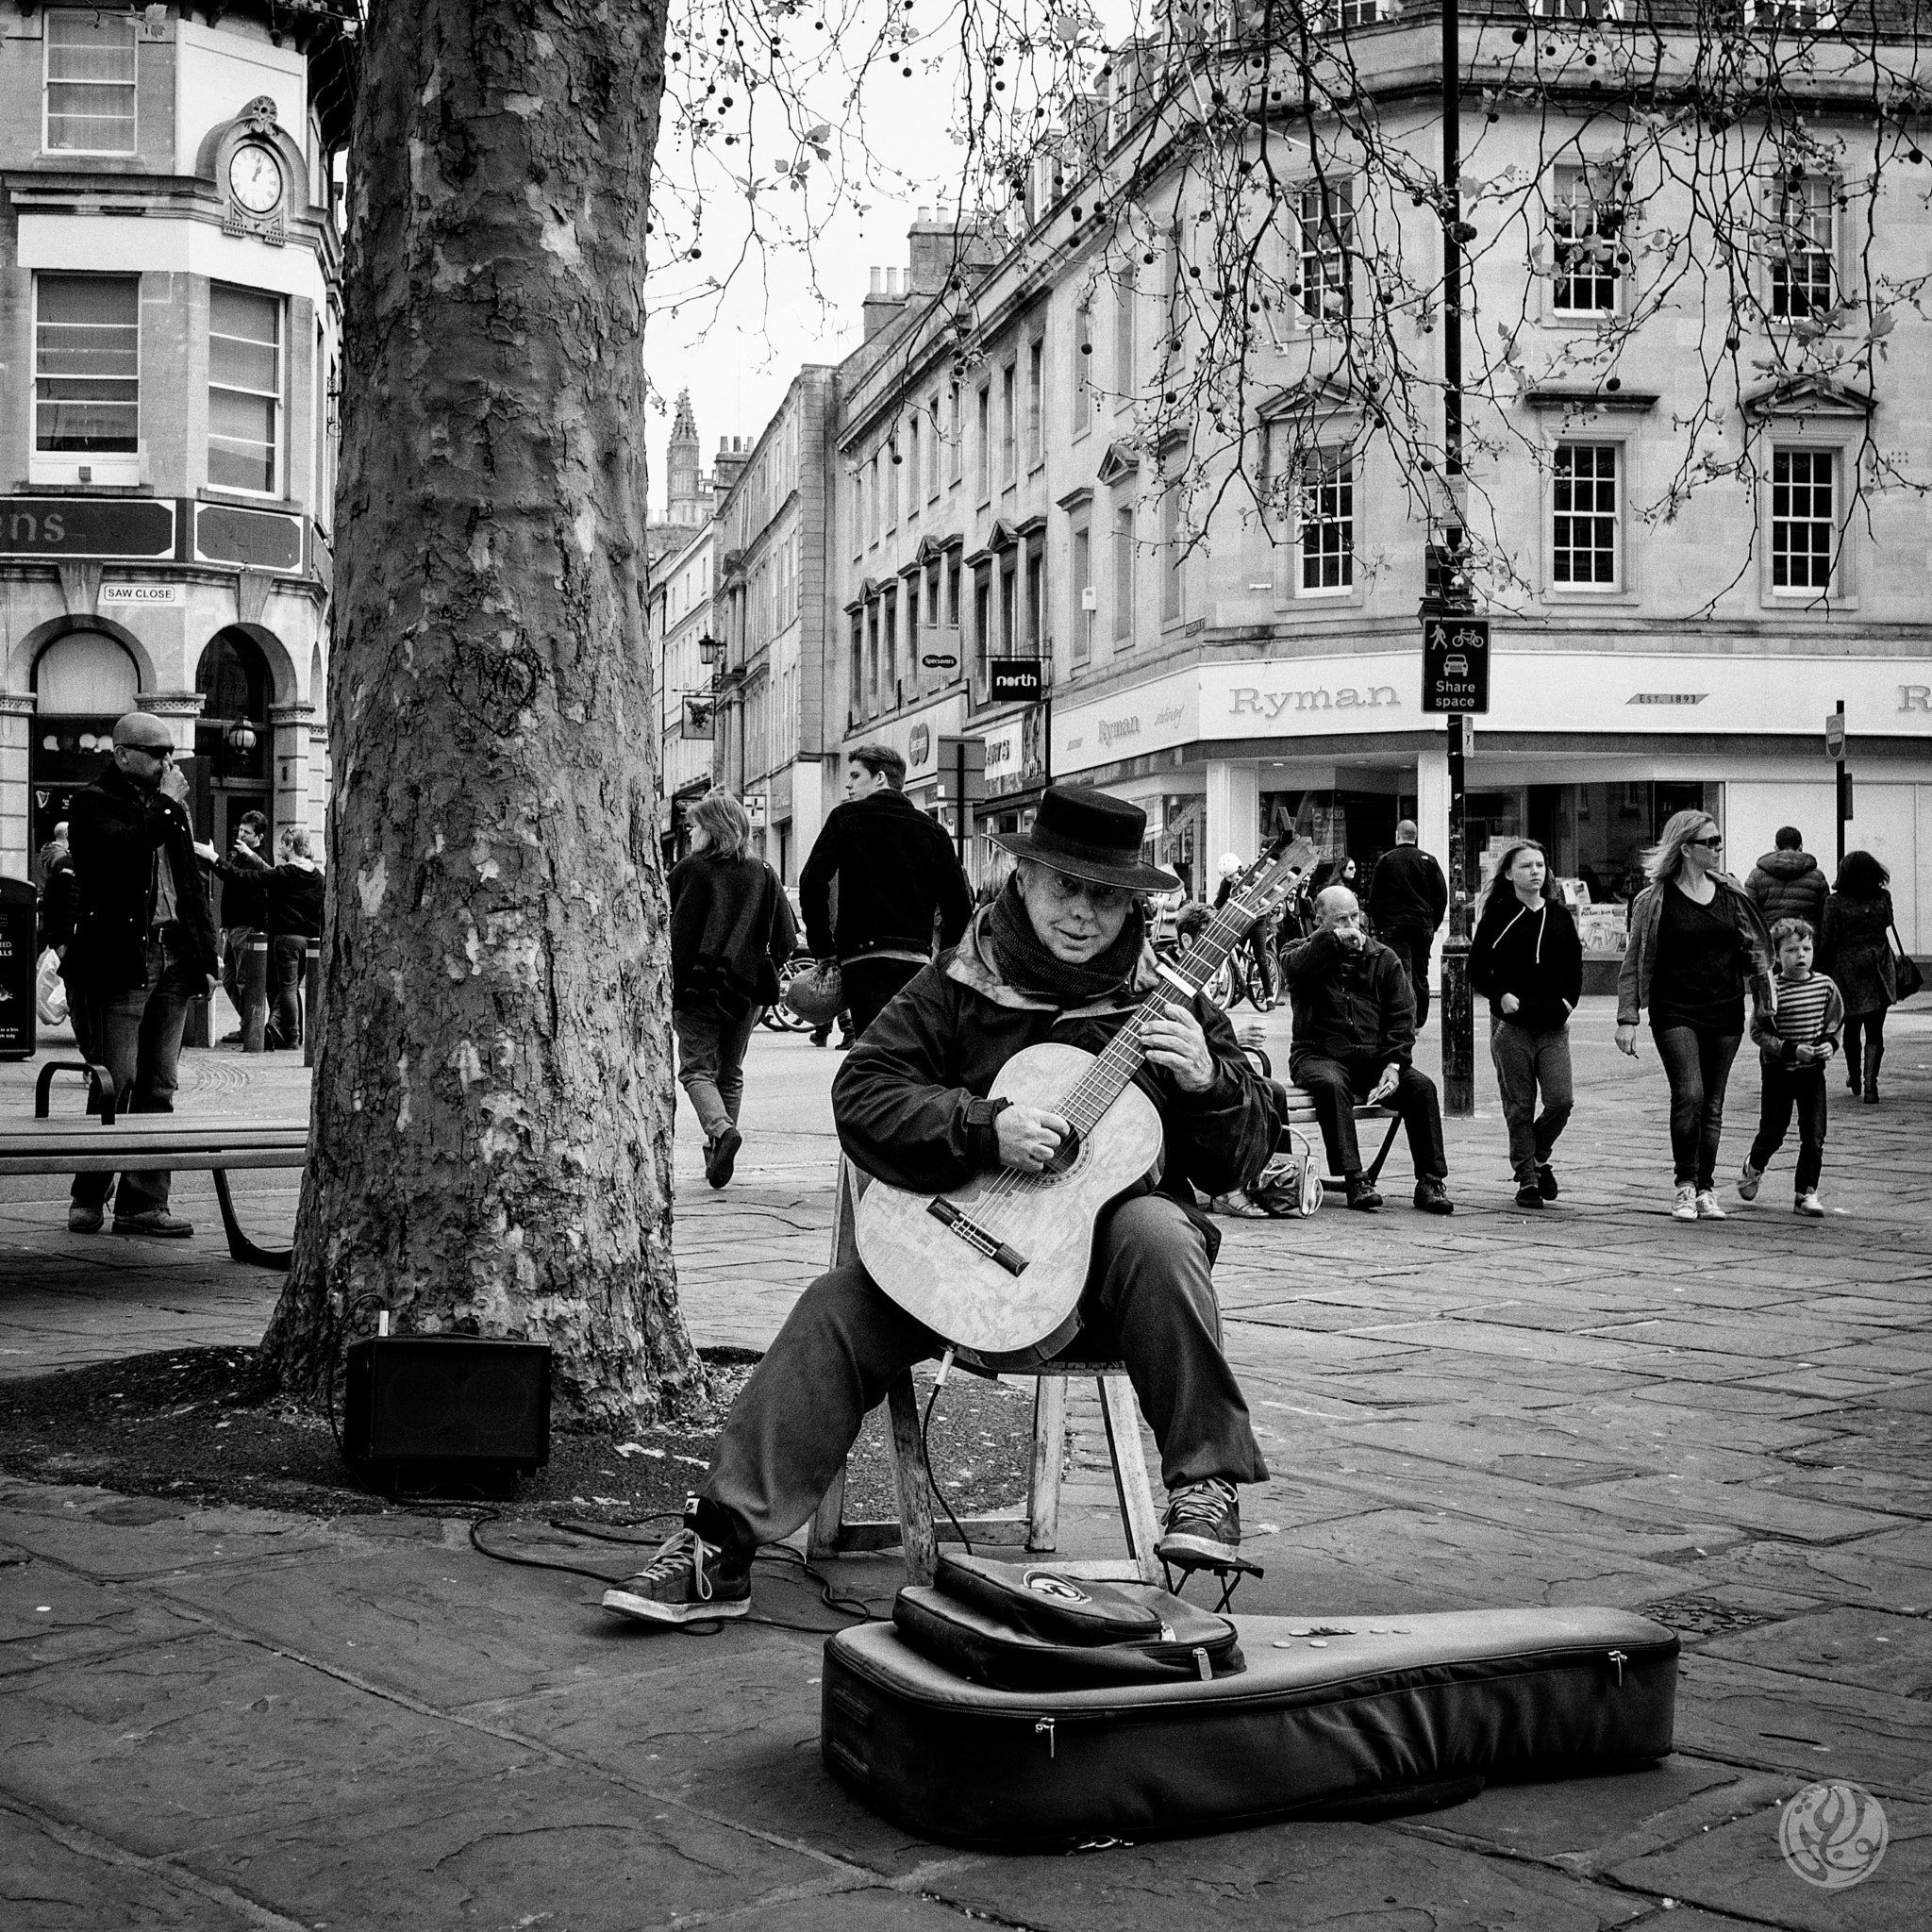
[1422,618,1491,715]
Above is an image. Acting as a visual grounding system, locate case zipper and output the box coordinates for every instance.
[1608,1649,1627,1687]
[1034,1716,1056,1758]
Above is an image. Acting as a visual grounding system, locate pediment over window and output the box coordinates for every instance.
[1741,374,1876,422]
[1094,440,1141,486]
[987,517,1024,553]
[912,532,959,566]
[1522,386,1659,414]
[1256,374,1362,423]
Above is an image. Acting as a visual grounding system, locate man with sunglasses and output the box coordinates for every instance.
[61,710,221,1238]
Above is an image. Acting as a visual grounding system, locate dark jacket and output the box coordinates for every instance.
[64,764,218,991]
[1366,843,1448,936]
[1616,873,1775,1028]
[668,850,796,1020]
[831,905,1278,1206]
[1819,891,1896,1015]
[1467,891,1584,1032]
[207,841,274,929]
[267,862,325,941]
[1282,930,1418,1070]
[800,789,973,963]
[40,855,78,954]
[1745,849,1829,933]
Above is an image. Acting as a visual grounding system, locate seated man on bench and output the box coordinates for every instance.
[1283,885,1456,1216]
[604,785,1281,1625]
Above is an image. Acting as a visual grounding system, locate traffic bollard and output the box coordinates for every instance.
[242,936,269,1053]
[303,939,321,1068]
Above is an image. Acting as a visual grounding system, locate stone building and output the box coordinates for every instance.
[825,10,1932,956]
[0,0,354,880]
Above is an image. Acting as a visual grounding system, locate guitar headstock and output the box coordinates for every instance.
[1226,834,1320,925]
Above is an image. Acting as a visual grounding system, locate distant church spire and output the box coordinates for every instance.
[667,390,703,525]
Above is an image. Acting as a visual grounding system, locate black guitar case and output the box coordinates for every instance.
[824,1598,1679,1848]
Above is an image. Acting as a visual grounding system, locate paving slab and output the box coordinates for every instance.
[0,1801,262,1931]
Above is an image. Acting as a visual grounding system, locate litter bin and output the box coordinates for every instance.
[0,875,38,1059]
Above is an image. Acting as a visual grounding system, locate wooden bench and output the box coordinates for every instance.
[1248,1049,1405,1211]
[3,1062,307,1268]
[806,1159,1163,1587]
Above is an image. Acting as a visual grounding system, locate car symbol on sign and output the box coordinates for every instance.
[1441,653,1470,677]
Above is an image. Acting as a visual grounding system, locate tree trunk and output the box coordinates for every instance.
[262,0,703,1426]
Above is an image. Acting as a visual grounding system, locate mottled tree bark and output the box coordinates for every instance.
[262,0,703,1425]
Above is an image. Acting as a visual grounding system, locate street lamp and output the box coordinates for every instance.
[225,718,259,755]
[696,630,724,664]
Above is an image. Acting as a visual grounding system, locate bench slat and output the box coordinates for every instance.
[2,1149,308,1175]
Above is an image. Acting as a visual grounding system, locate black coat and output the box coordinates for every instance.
[207,841,273,928]
[1745,850,1829,932]
[800,789,973,963]
[1468,892,1584,1032]
[1282,930,1418,1070]
[831,908,1279,1205]
[267,863,325,941]
[1366,843,1448,935]
[40,857,78,953]
[668,851,796,1020]
[64,765,218,991]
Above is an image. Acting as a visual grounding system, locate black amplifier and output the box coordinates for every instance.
[341,1336,552,1499]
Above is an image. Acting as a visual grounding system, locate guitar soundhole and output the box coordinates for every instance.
[1041,1128,1083,1177]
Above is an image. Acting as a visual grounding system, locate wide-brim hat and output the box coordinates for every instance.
[992,784,1179,892]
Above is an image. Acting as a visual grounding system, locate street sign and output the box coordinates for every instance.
[988,658,1044,702]
[743,793,767,828]
[1421,617,1491,715]
[1825,708,1845,759]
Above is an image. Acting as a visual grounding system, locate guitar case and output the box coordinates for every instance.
[824,1581,1679,1849]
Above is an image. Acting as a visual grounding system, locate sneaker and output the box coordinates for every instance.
[1344,1174,1382,1212]
[1795,1191,1825,1218]
[602,1525,751,1625]
[1413,1177,1456,1215]
[1737,1163,1762,1202]
[1672,1184,1698,1222]
[111,1209,193,1239]
[704,1125,742,1190]
[1536,1163,1559,1201]
[1157,1477,1241,1570]
[1694,1190,1726,1221]
[1514,1182,1545,1210]
[67,1203,103,1234]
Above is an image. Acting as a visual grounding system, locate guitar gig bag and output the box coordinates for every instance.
[824,1587,1679,1849]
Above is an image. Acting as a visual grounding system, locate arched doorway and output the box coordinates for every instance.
[193,629,274,876]
[30,627,141,873]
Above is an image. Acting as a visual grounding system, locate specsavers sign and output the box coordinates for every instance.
[1052,649,1932,775]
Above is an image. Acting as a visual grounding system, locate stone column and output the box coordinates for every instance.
[0,693,36,881]
[140,690,207,757]
[1204,758,1261,877]
[270,702,316,841]
[306,720,330,846]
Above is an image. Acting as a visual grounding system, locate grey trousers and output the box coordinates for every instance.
[1489,1018,1574,1184]
[674,1004,761,1141]
[697,1191,1270,1551]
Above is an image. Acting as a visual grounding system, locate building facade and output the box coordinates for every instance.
[650,517,716,865]
[0,0,354,881]
[826,9,1932,955]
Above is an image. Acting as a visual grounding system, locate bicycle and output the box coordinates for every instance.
[759,952,820,1033]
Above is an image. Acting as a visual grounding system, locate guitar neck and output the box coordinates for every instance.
[1058,903,1257,1135]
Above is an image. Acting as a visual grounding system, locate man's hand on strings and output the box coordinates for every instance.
[1141,1001,1216,1093]
[997,1104,1070,1173]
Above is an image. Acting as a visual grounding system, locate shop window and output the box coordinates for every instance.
[1297,178,1355,324]
[1551,442,1620,588]
[35,274,140,473]
[193,628,272,786]
[1770,447,1836,591]
[1297,452,1355,592]
[1550,165,1624,317]
[208,287,283,495]
[1767,175,1837,320]
[44,9,137,155]
[34,630,139,715]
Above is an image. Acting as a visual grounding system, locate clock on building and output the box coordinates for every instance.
[227,143,284,215]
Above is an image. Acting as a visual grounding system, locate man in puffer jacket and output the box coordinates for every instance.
[1746,828,1828,931]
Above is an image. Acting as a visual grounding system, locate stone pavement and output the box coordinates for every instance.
[3,999,1930,1928]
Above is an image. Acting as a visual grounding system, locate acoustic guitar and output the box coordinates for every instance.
[853,835,1320,1365]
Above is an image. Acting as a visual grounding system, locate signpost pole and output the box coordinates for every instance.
[1441,713,1474,1117]
[956,741,969,865]
[1834,698,1848,871]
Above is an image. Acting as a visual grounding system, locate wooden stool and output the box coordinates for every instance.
[805,1159,1163,1587]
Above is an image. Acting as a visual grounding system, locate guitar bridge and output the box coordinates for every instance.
[926,1197,1029,1276]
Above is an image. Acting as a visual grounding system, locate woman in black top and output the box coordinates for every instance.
[265,826,325,1049]
[1469,841,1583,1209]
[1615,810,1775,1221]
[1818,850,1898,1104]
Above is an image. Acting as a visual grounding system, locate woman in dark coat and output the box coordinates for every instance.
[668,789,796,1188]
[1819,850,1898,1104]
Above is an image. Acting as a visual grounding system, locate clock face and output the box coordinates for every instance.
[228,144,283,216]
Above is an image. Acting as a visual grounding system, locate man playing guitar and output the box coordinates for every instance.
[606,785,1283,1624]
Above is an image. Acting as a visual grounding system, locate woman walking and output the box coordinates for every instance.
[669,790,797,1188]
[1469,840,1582,1209]
[1615,810,1776,1221]
[1820,850,1899,1105]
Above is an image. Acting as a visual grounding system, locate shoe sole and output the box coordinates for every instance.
[1346,1196,1381,1212]
[110,1224,193,1239]
[1515,1195,1545,1210]
[707,1128,742,1190]
[601,1586,750,1624]
[1157,1531,1242,1569]
[68,1220,103,1235]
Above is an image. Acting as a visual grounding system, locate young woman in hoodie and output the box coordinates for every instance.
[1469,841,1583,1209]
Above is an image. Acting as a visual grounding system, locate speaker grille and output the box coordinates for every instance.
[346,1338,551,1469]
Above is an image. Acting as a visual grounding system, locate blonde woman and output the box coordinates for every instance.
[668,790,796,1188]
[1615,810,1775,1221]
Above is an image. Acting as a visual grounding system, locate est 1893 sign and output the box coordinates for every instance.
[1422,618,1491,715]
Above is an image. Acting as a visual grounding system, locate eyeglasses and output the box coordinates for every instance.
[1689,835,1723,849]
[1036,870,1131,911]
[125,743,174,762]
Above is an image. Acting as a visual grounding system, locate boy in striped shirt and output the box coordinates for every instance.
[1739,918,1843,1217]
